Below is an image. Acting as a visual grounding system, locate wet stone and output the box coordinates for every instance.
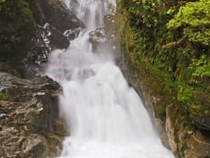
[0,72,67,157]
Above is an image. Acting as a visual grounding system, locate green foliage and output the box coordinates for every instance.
[126,0,161,29]
[167,0,210,45]
[0,0,35,61]
[118,0,210,145]
[118,0,210,108]
[166,8,175,15]
[191,55,210,77]
[177,82,194,102]
[188,55,210,83]
[0,0,6,4]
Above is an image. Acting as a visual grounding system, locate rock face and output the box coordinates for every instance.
[0,0,84,78]
[0,69,67,157]
[166,106,210,158]
[119,45,210,158]
[0,0,83,156]
[0,0,86,157]
[116,0,210,157]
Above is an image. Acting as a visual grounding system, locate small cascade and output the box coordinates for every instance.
[63,0,115,28]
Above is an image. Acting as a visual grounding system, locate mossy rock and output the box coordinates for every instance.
[0,0,35,62]
[187,89,210,130]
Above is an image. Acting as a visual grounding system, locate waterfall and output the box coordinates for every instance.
[45,0,174,157]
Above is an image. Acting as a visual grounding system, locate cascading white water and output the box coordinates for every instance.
[63,0,115,28]
[46,0,175,158]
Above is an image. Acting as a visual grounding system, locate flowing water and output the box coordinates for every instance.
[46,0,175,158]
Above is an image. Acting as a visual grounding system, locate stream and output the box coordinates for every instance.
[45,0,175,157]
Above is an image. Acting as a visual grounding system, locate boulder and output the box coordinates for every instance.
[89,27,107,53]
[89,28,107,44]
[0,72,67,157]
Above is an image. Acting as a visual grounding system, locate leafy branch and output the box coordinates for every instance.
[167,0,210,45]
[162,35,187,49]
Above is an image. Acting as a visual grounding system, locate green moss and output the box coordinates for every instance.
[142,60,177,119]
[177,82,194,102]
[207,86,210,93]
[188,88,210,117]
[0,92,8,100]
[0,0,36,62]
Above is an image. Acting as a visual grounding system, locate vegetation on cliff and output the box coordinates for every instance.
[0,0,35,61]
[117,0,210,157]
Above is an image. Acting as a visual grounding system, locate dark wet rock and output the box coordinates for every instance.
[37,0,84,32]
[0,73,67,157]
[14,59,42,79]
[193,117,210,131]
[0,0,84,78]
[30,0,84,54]
[0,62,20,77]
[48,27,70,50]
[19,0,84,79]
[64,27,82,41]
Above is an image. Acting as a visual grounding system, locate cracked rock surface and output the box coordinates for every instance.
[0,71,67,158]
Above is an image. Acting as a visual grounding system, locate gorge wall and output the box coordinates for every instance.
[116,0,210,157]
[0,0,83,157]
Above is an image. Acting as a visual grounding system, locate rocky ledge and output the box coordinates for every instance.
[0,64,67,157]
